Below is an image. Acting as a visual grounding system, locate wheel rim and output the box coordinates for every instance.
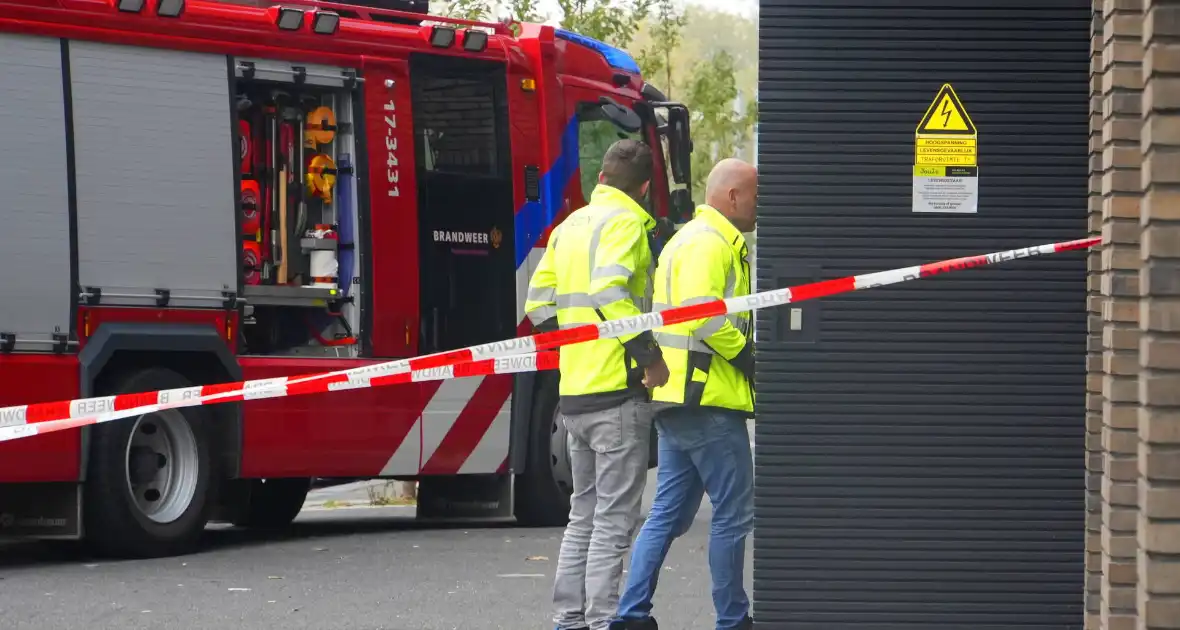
[549,407,573,495]
[124,410,200,524]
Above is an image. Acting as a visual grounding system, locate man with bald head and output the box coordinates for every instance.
[610,158,758,630]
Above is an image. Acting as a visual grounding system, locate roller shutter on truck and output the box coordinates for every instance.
[0,34,73,352]
[754,2,1089,628]
[69,42,237,308]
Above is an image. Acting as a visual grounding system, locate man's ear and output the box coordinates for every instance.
[640,180,651,197]
[598,171,607,184]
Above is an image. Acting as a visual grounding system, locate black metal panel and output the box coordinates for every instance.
[753,2,1090,628]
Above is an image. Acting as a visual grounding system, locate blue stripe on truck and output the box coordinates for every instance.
[513,116,580,268]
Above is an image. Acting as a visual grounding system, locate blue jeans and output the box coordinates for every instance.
[616,406,754,630]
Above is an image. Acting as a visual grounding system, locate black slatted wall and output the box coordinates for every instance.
[753,2,1091,628]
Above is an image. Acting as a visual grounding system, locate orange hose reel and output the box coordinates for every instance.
[305,106,337,145]
[306,154,337,203]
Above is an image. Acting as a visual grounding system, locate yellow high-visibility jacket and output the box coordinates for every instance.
[650,204,754,414]
[524,185,663,414]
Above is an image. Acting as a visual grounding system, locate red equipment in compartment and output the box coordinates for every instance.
[242,240,262,286]
[240,180,261,236]
[239,119,253,176]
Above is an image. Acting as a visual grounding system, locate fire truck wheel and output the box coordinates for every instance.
[513,375,573,526]
[83,368,215,559]
[229,478,311,529]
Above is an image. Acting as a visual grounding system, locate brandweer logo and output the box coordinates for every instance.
[433,230,491,245]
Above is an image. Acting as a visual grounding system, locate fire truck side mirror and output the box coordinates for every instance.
[664,105,692,187]
[598,96,642,134]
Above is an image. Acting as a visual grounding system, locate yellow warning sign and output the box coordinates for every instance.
[914,83,977,167]
[913,83,979,214]
[914,138,975,149]
[916,84,976,135]
[913,165,977,178]
[913,151,976,166]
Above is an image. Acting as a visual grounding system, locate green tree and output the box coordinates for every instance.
[506,0,545,22]
[669,6,757,110]
[435,0,491,21]
[433,0,651,46]
[682,49,758,200]
[554,0,652,48]
[633,0,686,98]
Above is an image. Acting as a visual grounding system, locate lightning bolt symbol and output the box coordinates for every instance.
[940,100,952,127]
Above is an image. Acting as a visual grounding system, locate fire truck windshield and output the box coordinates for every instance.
[575,97,695,221]
[575,102,645,207]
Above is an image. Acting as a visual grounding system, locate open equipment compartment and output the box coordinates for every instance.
[232,57,365,358]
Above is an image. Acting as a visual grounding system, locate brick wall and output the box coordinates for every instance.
[1088,1,1180,628]
[1102,3,1145,629]
[1137,2,1180,628]
[1088,4,1107,626]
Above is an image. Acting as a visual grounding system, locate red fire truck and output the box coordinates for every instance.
[0,0,694,557]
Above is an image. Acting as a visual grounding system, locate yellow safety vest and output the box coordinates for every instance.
[650,205,754,414]
[524,185,662,414]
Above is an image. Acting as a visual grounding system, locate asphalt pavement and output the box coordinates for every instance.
[0,425,755,630]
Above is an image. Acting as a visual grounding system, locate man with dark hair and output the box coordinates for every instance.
[600,139,654,199]
[525,137,670,630]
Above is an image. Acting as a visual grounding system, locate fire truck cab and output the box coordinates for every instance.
[0,0,693,557]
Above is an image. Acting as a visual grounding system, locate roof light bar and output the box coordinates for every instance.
[430,26,456,48]
[155,0,184,17]
[312,10,340,35]
[276,6,305,31]
[116,0,145,13]
[462,29,488,52]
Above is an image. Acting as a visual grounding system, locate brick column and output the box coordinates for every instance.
[1100,2,1146,628]
[1089,4,1108,627]
[1137,3,1180,629]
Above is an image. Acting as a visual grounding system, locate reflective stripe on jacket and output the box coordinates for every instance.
[523,185,662,414]
[650,204,754,414]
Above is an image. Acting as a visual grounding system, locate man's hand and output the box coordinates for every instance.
[643,356,670,389]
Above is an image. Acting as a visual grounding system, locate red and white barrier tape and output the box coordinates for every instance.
[0,352,560,442]
[0,235,1100,443]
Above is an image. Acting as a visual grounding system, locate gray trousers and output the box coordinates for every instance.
[552,396,653,630]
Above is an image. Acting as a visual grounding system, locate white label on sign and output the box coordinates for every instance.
[913,174,979,214]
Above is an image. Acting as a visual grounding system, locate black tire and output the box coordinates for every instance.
[83,368,215,559]
[229,478,311,529]
[513,373,573,526]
